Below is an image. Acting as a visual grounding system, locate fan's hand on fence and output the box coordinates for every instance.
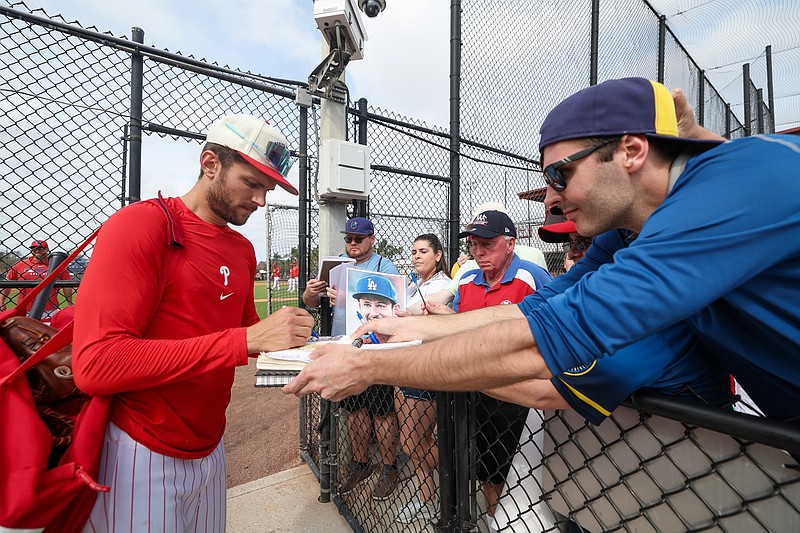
[283,343,368,400]
[247,307,314,353]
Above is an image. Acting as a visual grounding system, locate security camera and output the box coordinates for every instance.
[358,0,386,18]
[314,0,367,60]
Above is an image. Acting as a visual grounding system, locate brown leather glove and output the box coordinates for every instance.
[0,316,81,405]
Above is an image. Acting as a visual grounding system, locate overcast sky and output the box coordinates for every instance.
[10,0,798,260]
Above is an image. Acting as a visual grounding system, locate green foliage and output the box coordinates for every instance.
[374,238,403,261]
[1,249,22,274]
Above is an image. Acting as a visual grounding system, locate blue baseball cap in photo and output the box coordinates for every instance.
[539,77,724,153]
[342,217,374,235]
[352,275,397,304]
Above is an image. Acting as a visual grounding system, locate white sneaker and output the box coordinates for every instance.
[395,496,436,524]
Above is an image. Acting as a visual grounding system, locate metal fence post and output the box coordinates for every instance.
[448,0,462,280]
[743,63,751,137]
[317,296,333,503]
[657,15,666,83]
[726,103,732,138]
[766,45,775,132]
[27,251,67,320]
[128,27,144,204]
[590,0,599,86]
[456,392,473,531]
[437,392,456,531]
[354,97,369,218]
[298,104,309,306]
[698,70,705,127]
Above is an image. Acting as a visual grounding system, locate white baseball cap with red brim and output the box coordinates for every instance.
[205,114,298,195]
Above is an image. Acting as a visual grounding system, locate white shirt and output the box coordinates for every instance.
[406,270,451,312]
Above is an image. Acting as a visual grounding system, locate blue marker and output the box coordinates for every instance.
[355,311,381,345]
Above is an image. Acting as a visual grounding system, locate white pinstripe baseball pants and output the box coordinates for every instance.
[81,421,227,533]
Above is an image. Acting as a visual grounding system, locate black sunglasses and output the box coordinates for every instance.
[561,237,592,252]
[542,139,614,192]
[344,235,369,244]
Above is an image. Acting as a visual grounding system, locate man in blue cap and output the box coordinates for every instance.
[302,217,399,311]
[302,217,402,500]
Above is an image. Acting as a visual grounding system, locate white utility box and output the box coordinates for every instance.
[318,139,371,200]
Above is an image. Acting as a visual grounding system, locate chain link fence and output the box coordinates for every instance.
[3,2,798,533]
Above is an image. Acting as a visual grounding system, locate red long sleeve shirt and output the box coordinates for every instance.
[73,197,260,459]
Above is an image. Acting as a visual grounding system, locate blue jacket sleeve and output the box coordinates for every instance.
[517,230,625,313]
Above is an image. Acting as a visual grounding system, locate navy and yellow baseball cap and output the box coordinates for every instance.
[539,77,724,153]
[352,275,397,304]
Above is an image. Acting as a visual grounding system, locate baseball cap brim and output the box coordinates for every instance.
[643,133,724,153]
[538,221,577,243]
[239,152,298,195]
[352,293,396,305]
[458,227,502,239]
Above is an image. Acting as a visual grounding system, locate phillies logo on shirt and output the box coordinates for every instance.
[500,300,512,305]
[220,266,230,286]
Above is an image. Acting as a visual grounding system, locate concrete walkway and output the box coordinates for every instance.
[226,464,353,533]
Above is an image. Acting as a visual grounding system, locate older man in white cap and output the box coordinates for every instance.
[73,114,315,532]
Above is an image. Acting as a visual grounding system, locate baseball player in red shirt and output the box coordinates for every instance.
[1,239,72,317]
[73,114,314,532]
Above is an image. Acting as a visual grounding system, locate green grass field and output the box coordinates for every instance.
[6,282,299,320]
[253,280,300,319]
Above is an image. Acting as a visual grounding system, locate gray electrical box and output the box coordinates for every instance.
[318,139,371,200]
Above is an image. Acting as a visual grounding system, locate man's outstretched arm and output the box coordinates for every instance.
[482,379,570,410]
[284,316,552,401]
[352,302,524,343]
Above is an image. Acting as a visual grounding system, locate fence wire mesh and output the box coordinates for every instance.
[2,2,797,533]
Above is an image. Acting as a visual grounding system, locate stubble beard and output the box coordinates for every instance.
[206,171,252,226]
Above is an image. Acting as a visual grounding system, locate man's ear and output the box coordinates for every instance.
[199,150,220,180]
[393,304,401,315]
[620,135,648,173]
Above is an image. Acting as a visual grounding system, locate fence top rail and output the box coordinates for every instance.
[627,389,800,455]
[0,4,311,103]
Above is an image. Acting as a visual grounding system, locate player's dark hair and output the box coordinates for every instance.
[197,142,247,179]
[414,233,447,275]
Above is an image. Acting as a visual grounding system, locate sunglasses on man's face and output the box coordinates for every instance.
[542,139,615,192]
[344,235,368,244]
[561,237,592,252]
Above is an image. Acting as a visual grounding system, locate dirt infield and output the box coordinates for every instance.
[224,358,303,488]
